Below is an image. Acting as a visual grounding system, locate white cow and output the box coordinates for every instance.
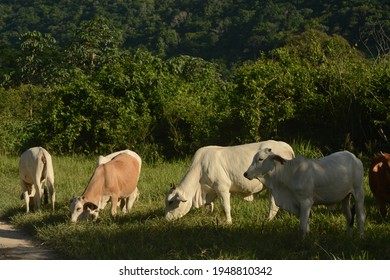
[19,147,55,212]
[244,149,365,236]
[165,140,295,224]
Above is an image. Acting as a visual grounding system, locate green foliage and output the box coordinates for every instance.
[16,31,57,86]
[227,29,389,153]
[1,0,389,65]
[0,85,47,154]
[231,55,297,142]
[66,17,123,73]
[161,55,232,154]
[0,12,389,158]
[278,30,376,151]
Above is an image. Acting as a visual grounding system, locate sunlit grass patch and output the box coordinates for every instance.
[0,151,389,260]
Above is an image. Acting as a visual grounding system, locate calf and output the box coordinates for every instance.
[244,149,365,236]
[70,152,141,222]
[19,147,55,212]
[369,152,390,218]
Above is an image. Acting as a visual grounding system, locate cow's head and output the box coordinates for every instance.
[374,152,390,183]
[244,148,286,181]
[70,196,99,223]
[165,183,192,221]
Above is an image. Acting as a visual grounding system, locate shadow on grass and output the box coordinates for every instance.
[37,211,390,260]
[4,200,390,260]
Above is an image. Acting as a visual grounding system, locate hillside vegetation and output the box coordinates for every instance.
[0,1,389,160]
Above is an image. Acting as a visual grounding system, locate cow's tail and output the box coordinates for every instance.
[39,148,49,204]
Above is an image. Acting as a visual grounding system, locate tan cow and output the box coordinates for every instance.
[70,152,141,222]
[19,147,55,212]
[95,149,141,211]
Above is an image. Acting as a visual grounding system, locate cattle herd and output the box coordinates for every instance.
[18,140,390,237]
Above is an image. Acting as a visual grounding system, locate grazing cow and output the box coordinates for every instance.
[70,152,141,222]
[244,149,365,236]
[369,152,390,218]
[165,140,295,224]
[95,149,141,210]
[19,147,55,212]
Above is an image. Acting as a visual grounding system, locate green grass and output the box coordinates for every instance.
[0,152,389,260]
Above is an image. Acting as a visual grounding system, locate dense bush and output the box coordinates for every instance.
[0,26,389,160]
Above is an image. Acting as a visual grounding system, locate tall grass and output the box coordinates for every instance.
[0,145,389,260]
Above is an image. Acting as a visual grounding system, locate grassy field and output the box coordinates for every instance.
[0,144,389,260]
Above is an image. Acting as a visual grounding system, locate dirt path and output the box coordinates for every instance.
[0,219,58,260]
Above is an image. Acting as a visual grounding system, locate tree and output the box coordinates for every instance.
[66,17,123,73]
[230,54,296,143]
[15,31,56,119]
[16,30,57,86]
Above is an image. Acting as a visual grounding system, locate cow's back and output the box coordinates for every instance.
[193,144,259,192]
[99,153,140,197]
[19,147,47,183]
[194,140,294,194]
[97,150,142,172]
[308,151,364,203]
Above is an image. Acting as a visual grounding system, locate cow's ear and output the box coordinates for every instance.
[69,195,76,203]
[84,202,98,211]
[273,155,286,165]
[372,162,383,172]
[177,192,187,202]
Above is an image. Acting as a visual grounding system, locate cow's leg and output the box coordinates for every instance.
[46,179,55,211]
[217,189,232,224]
[33,182,43,211]
[125,188,139,212]
[299,200,312,236]
[268,191,279,221]
[32,159,45,211]
[100,196,110,209]
[355,200,365,237]
[341,194,353,236]
[51,190,56,211]
[24,192,31,213]
[205,190,217,214]
[110,195,119,216]
[20,180,31,213]
[353,190,365,236]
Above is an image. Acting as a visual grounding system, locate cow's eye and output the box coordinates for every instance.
[77,207,82,212]
[258,158,263,162]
